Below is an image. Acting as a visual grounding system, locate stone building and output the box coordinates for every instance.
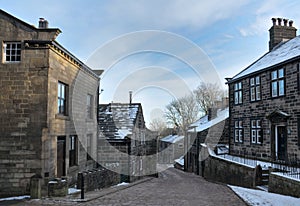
[158,134,184,164]
[0,9,101,197]
[97,102,157,183]
[227,18,300,162]
[186,105,229,174]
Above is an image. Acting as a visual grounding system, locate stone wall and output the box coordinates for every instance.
[77,167,120,192]
[269,173,300,198]
[200,148,260,188]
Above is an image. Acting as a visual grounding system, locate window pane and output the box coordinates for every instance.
[256,76,260,85]
[235,130,239,142]
[256,86,261,100]
[272,82,278,97]
[234,83,238,91]
[279,80,285,96]
[239,130,243,142]
[250,87,255,101]
[239,82,242,89]
[251,130,256,143]
[239,91,242,103]
[278,69,284,78]
[271,71,277,80]
[239,121,242,128]
[234,92,239,104]
[235,121,238,128]
[257,120,261,128]
[251,120,256,128]
[250,78,255,86]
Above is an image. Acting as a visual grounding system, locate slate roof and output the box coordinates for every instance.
[229,35,300,82]
[98,103,141,139]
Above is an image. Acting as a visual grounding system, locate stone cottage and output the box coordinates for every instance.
[0,9,101,197]
[186,103,229,174]
[158,134,184,164]
[227,18,300,163]
[97,102,157,183]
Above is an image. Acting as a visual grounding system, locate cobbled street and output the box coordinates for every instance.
[10,168,246,206]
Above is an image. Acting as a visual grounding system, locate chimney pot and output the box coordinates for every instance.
[129,91,133,104]
[283,19,288,26]
[272,18,277,26]
[289,20,294,27]
[277,18,282,26]
[38,17,48,28]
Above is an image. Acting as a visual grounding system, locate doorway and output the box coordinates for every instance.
[57,136,66,177]
[275,126,287,161]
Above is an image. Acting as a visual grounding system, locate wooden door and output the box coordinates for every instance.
[276,126,286,161]
[57,137,66,177]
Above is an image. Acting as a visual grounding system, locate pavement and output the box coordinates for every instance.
[6,167,247,206]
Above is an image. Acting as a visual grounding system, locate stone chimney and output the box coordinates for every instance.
[208,108,218,121]
[38,18,49,29]
[269,18,297,51]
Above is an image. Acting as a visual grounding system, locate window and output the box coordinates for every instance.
[69,135,77,167]
[3,42,21,62]
[58,82,67,115]
[86,94,93,119]
[271,68,285,97]
[86,134,92,161]
[251,120,262,144]
[234,120,243,143]
[250,76,261,101]
[234,82,242,104]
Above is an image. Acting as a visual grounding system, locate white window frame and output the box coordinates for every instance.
[250,76,261,101]
[251,120,262,144]
[234,82,242,105]
[234,120,243,143]
[271,69,285,97]
[3,42,21,63]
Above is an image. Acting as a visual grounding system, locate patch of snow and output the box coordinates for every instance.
[68,188,81,195]
[115,129,132,139]
[48,181,58,184]
[116,182,129,186]
[160,135,184,143]
[229,185,300,206]
[174,156,184,166]
[0,195,30,202]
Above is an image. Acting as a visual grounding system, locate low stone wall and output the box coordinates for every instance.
[77,167,120,192]
[200,148,261,188]
[269,173,300,198]
[48,178,68,197]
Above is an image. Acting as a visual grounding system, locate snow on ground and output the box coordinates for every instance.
[229,185,300,206]
[116,182,130,186]
[0,195,30,201]
[68,187,81,194]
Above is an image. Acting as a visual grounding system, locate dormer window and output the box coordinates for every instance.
[3,42,21,62]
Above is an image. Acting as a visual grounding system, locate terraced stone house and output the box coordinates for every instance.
[97,102,157,182]
[227,18,300,163]
[0,10,101,197]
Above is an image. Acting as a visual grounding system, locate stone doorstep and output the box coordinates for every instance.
[42,176,155,203]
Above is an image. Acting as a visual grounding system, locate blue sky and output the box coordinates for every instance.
[3,0,300,125]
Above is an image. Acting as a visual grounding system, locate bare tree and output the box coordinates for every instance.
[193,82,225,114]
[165,94,200,134]
[149,118,167,135]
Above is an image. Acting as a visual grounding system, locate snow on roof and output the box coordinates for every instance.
[188,108,229,132]
[231,35,300,81]
[98,103,141,139]
[174,156,184,166]
[160,135,184,143]
[189,115,208,128]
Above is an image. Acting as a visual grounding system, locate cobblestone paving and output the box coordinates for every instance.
[10,168,246,206]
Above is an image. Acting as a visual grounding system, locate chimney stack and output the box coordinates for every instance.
[38,18,49,29]
[269,17,297,51]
